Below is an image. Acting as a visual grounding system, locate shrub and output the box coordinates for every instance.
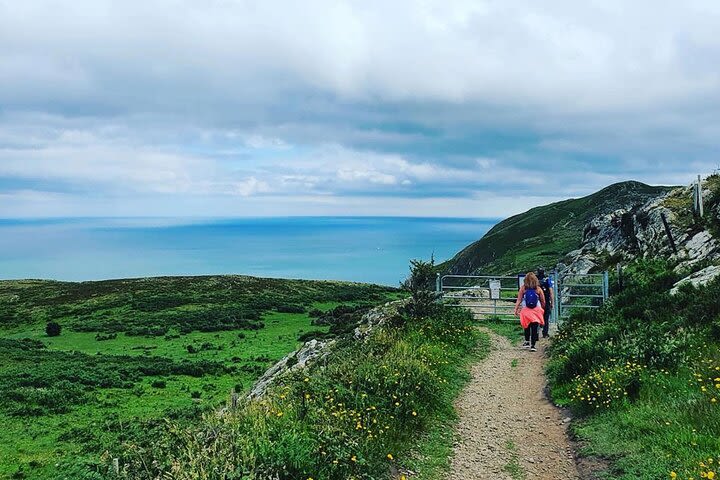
[45,321,61,337]
[276,304,306,314]
[569,360,645,413]
[297,330,334,342]
[94,333,117,341]
[151,380,166,389]
[402,258,439,321]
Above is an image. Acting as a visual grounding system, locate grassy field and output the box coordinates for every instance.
[0,276,401,479]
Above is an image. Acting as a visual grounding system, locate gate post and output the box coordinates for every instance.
[603,271,609,301]
[435,273,441,294]
[552,270,560,325]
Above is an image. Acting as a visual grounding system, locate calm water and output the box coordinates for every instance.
[0,217,496,286]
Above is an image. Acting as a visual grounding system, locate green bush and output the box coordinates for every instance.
[45,321,61,337]
[402,258,440,321]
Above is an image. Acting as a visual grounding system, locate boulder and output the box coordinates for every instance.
[247,299,406,399]
[671,265,720,294]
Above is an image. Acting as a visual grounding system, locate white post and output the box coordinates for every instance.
[698,174,704,217]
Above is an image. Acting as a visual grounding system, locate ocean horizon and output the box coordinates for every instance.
[0,216,497,286]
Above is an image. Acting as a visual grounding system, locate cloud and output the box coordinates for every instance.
[0,1,719,217]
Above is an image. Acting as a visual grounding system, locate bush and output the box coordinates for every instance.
[276,304,306,314]
[94,333,117,341]
[151,380,166,389]
[45,321,61,337]
[297,330,333,342]
[402,258,439,320]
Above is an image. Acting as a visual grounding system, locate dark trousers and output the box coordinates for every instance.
[524,322,539,347]
[542,304,551,336]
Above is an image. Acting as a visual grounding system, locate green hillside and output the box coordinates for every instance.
[441,181,673,275]
[0,276,401,479]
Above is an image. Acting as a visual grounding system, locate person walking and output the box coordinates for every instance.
[537,267,554,338]
[514,272,546,352]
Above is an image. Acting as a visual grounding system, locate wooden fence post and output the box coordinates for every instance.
[230,389,239,410]
[660,213,678,254]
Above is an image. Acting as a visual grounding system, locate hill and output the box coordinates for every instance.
[440,181,674,275]
[0,275,401,479]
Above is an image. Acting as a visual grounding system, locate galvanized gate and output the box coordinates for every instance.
[556,271,609,320]
[437,274,522,318]
[438,270,609,326]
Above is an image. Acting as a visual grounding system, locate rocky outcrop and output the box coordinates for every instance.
[247,299,406,399]
[247,338,335,399]
[671,265,720,294]
[563,178,720,287]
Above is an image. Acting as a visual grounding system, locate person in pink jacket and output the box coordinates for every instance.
[514,272,546,352]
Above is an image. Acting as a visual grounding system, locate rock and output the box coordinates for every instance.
[563,178,720,281]
[248,299,406,399]
[248,338,335,399]
[671,265,720,294]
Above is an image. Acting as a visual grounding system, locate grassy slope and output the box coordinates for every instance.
[110,306,489,480]
[547,261,720,480]
[0,276,401,480]
[440,181,673,275]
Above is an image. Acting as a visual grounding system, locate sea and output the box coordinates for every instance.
[0,217,497,286]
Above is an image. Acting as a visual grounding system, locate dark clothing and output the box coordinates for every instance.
[539,276,553,337]
[524,322,539,348]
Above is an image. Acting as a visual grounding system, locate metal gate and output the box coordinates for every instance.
[437,274,522,319]
[437,270,609,325]
[556,271,609,320]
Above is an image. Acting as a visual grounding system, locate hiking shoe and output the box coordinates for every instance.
[522,341,530,349]
[530,346,537,352]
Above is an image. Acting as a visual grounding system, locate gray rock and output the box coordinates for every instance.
[563,178,719,279]
[671,265,720,294]
[247,299,406,399]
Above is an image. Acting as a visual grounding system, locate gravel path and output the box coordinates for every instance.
[446,329,580,479]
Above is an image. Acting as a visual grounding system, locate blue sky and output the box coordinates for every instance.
[1,0,719,218]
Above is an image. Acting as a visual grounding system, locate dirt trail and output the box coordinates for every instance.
[446,329,580,480]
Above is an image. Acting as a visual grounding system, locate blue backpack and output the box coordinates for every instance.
[524,287,539,308]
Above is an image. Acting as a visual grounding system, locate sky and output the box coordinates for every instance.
[1,0,719,218]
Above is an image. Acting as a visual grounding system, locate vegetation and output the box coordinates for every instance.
[45,321,61,337]
[401,258,439,320]
[439,181,672,275]
[0,275,401,479]
[662,172,720,238]
[14,260,488,480]
[0,275,396,335]
[547,259,720,479]
[105,304,486,480]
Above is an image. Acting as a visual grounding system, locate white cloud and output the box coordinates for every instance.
[232,177,271,197]
[0,1,718,216]
[1,0,718,111]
